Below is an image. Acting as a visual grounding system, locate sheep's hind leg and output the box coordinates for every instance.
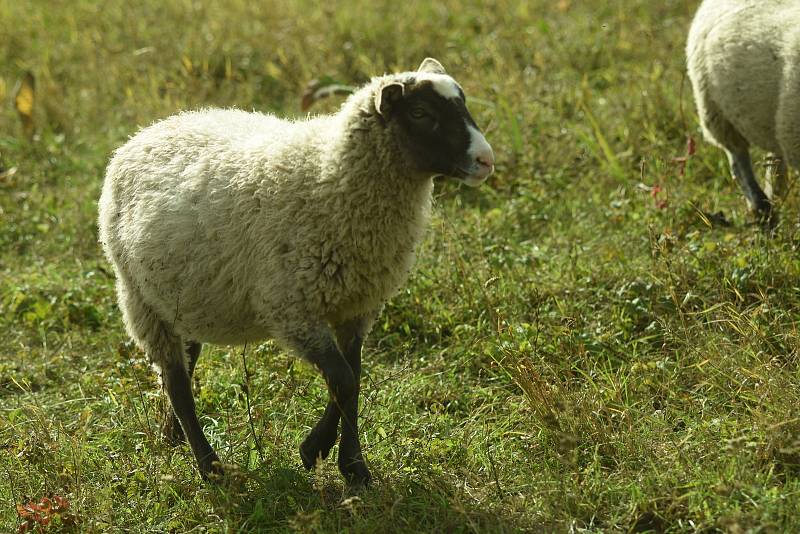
[161,339,222,480]
[694,88,773,224]
[117,277,220,479]
[727,149,772,223]
[764,155,787,203]
[139,310,219,479]
[162,341,202,444]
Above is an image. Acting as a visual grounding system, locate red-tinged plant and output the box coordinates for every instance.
[686,135,696,156]
[650,184,668,210]
[672,134,696,177]
[17,494,77,533]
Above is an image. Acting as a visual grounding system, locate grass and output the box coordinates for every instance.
[2,0,800,531]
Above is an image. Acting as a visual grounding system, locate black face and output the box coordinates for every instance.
[387,81,480,179]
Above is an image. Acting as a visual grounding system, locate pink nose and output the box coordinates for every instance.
[475,148,494,170]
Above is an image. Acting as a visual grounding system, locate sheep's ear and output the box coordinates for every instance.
[374,81,404,116]
[418,57,446,75]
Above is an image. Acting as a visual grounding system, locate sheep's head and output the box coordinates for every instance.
[374,58,494,186]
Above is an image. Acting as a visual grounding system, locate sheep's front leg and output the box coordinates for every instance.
[299,398,340,469]
[295,325,358,474]
[336,325,370,486]
[297,319,371,486]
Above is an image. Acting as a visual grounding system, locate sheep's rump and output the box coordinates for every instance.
[99,110,326,345]
[687,0,800,153]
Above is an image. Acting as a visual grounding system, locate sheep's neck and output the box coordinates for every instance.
[329,148,432,227]
[318,129,433,324]
[323,113,432,207]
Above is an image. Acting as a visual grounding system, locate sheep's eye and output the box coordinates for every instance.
[409,107,430,120]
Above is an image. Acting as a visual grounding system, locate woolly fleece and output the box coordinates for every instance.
[687,0,800,167]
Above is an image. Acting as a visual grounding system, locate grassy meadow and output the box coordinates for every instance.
[3,0,800,531]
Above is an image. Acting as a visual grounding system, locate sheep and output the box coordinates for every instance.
[686,0,799,223]
[98,58,494,485]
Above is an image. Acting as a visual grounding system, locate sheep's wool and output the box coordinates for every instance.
[687,0,800,164]
[99,76,436,365]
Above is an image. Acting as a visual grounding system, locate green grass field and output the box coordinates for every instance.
[3,0,800,531]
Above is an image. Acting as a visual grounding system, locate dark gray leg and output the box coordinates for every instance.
[299,323,357,469]
[162,341,202,444]
[296,322,370,486]
[296,327,355,469]
[765,155,787,202]
[337,330,370,485]
[186,341,202,376]
[162,355,222,479]
[727,149,771,219]
[299,401,339,469]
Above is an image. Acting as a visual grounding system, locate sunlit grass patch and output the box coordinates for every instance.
[3,0,800,531]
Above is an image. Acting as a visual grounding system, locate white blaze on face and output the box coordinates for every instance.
[416,73,462,100]
[463,125,494,186]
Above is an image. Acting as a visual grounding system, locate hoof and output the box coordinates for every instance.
[750,212,778,234]
[300,431,337,470]
[199,454,224,482]
[699,210,731,228]
[299,441,322,470]
[752,202,777,230]
[339,456,371,488]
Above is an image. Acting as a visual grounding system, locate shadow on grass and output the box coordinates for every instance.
[207,465,533,533]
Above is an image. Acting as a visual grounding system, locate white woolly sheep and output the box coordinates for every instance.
[686,0,799,222]
[98,58,494,485]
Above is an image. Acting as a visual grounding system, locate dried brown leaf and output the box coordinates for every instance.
[14,71,35,138]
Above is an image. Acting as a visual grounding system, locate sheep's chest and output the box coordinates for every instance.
[314,194,430,324]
